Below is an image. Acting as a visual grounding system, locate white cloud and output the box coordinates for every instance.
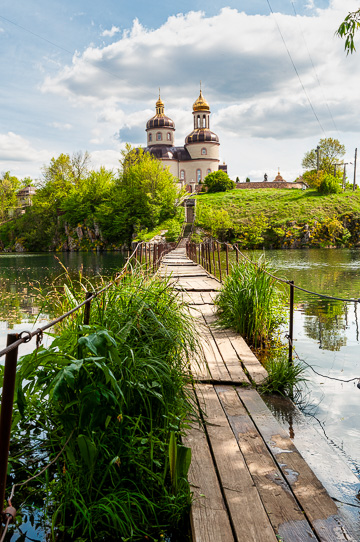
[0,132,50,163]
[101,25,121,38]
[50,122,73,130]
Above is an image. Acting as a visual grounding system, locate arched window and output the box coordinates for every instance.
[197,169,201,182]
[167,132,171,141]
[149,133,152,142]
[202,116,206,128]
[156,132,162,141]
[207,168,211,175]
[201,148,207,155]
[180,170,185,180]
[197,115,201,129]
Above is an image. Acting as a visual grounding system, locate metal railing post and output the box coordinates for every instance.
[289,280,294,365]
[226,243,229,275]
[217,242,222,282]
[0,333,19,515]
[83,292,92,325]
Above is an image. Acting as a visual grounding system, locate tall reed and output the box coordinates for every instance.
[215,257,285,347]
[13,270,200,541]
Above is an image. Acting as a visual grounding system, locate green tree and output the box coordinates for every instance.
[302,138,345,175]
[204,170,236,193]
[337,9,360,54]
[318,174,342,195]
[0,172,21,221]
[101,146,184,245]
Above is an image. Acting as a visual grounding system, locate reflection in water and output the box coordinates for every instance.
[232,249,360,477]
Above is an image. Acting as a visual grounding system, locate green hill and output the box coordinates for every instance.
[194,188,360,248]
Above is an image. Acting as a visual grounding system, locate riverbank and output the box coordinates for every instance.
[194,188,360,248]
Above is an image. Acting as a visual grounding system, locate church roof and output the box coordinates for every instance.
[146,92,175,130]
[185,129,219,144]
[145,145,192,161]
[193,89,210,112]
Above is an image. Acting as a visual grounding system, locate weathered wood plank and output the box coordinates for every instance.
[226,332,268,384]
[237,388,355,542]
[197,384,278,542]
[182,419,235,541]
[215,385,315,541]
[211,330,249,384]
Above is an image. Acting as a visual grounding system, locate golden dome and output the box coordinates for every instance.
[193,90,210,112]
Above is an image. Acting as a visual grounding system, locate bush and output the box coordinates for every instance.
[215,258,286,348]
[318,173,342,195]
[204,171,235,193]
[261,350,307,396]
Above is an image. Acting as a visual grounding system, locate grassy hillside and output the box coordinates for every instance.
[194,188,360,248]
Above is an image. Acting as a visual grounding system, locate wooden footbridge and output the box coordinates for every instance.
[160,247,360,542]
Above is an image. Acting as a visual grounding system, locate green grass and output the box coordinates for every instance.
[215,258,286,348]
[193,188,360,247]
[195,188,360,225]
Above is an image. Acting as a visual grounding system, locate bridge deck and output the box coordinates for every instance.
[160,248,358,542]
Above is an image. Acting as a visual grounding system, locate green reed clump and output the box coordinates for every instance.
[260,350,307,397]
[13,271,200,541]
[215,258,286,348]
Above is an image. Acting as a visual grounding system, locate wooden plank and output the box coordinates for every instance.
[215,385,316,541]
[197,384,278,542]
[210,329,249,384]
[226,332,268,385]
[237,388,355,542]
[182,420,235,541]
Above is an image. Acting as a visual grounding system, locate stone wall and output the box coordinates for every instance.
[236,181,307,190]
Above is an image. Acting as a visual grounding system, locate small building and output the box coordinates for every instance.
[16,185,36,207]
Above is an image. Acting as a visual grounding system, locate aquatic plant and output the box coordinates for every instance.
[260,350,307,397]
[12,271,200,541]
[215,257,286,348]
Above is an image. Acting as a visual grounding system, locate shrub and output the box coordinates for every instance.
[318,173,342,195]
[204,171,235,193]
[215,258,286,348]
[260,350,307,396]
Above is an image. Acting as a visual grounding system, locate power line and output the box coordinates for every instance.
[290,0,340,136]
[265,0,327,137]
[0,14,124,84]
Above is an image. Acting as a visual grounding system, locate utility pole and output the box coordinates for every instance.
[342,163,349,190]
[354,148,358,191]
[316,145,320,172]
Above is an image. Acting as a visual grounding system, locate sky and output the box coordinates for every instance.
[0,0,360,183]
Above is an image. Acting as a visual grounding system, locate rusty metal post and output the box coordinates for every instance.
[198,244,200,265]
[83,292,92,325]
[207,242,212,275]
[0,334,19,514]
[139,243,143,265]
[289,280,294,365]
[217,242,222,282]
[235,243,239,263]
[226,243,229,275]
[212,240,216,278]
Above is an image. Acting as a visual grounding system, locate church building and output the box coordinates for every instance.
[143,89,227,192]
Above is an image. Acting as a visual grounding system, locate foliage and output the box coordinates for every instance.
[337,9,360,54]
[234,213,269,247]
[246,177,250,183]
[215,258,286,348]
[318,173,342,195]
[0,172,21,221]
[260,351,307,397]
[203,170,235,193]
[195,205,233,239]
[302,138,345,175]
[12,271,200,541]
[236,176,240,183]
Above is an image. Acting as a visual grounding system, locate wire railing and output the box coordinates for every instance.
[0,240,174,532]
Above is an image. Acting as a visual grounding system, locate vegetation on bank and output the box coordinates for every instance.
[10,270,199,541]
[194,188,360,248]
[0,147,185,252]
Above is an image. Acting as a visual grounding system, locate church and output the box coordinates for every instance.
[143,89,227,192]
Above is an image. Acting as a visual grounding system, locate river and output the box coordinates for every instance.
[1,249,360,539]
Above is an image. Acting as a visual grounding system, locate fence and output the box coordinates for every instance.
[0,240,173,529]
[185,238,360,368]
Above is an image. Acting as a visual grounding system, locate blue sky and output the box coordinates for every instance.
[0,0,359,182]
